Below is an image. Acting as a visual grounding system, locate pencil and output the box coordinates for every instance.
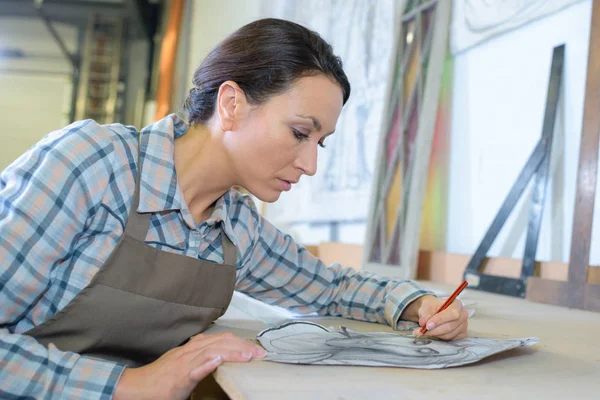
[418,280,469,336]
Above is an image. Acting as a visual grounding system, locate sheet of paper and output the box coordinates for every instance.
[257,321,538,369]
[219,291,317,326]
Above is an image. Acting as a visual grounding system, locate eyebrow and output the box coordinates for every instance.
[296,114,322,131]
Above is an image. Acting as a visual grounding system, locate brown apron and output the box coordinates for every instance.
[25,151,237,368]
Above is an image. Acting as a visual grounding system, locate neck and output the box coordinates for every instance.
[174,123,235,223]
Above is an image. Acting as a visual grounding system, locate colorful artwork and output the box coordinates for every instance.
[364,0,452,277]
[451,0,584,54]
[374,2,433,255]
[420,55,452,251]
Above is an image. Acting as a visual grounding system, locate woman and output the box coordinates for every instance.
[0,18,468,399]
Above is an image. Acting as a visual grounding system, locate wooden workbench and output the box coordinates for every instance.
[202,281,600,399]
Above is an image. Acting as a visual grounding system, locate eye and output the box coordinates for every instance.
[413,339,432,346]
[417,347,439,355]
[292,129,309,142]
[292,128,327,148]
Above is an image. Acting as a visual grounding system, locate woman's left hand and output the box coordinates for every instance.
[410,295,469,340]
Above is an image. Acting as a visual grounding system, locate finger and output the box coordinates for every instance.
[219,338,266,358]
[435,320,468,341]
[192,348,256,365]
[178,342,251,366]
[422,308,466,337]
[422,320,460,338]
[425,302,463,331]
[189,356,223,381]
[252,343,267,358]
[428,309,468,340]
[187,333,265,357]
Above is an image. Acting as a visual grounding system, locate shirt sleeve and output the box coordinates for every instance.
[0,122,126,399]
[234,200,434,330]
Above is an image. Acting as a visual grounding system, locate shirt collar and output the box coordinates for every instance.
[136,114,238,244]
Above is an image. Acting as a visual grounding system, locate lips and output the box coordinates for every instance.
[278,178,297,192]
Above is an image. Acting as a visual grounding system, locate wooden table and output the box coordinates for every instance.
[202,281,600,399]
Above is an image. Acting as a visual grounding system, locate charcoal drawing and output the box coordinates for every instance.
[257,321,538,369]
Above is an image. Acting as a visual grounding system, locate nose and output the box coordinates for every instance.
[294,141,318,176]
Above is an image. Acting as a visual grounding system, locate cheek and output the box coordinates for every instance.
[257,135,297,165]
[259,149,295,172]
[239,118,298,168]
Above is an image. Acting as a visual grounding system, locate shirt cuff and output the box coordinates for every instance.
[63,354,126,400]
[384,281,435,330]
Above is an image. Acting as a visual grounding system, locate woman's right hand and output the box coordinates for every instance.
[113,332,266,400]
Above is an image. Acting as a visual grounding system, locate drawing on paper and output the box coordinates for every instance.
[257,321,538,369]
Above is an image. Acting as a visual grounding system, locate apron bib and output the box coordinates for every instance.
[26,150,237,367]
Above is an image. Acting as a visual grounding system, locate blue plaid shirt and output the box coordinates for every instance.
[0,114,431,399]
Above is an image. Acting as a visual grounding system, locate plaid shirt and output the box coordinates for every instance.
[0,114,431,399]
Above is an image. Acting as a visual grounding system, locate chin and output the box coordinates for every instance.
[247,188,281,203]
[256,192,281,203]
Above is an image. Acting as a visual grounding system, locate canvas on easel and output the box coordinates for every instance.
[363,0,452,280]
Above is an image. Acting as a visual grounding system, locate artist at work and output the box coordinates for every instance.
[0,18,468,399]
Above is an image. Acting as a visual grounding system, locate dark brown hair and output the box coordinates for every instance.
[184,18,351,125]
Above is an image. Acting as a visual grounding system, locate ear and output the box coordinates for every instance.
[216,80,248,131]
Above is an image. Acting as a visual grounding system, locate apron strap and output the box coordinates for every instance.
[124,138,152,242]
[221,233,237,266]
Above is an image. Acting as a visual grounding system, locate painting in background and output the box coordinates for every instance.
[261,0,400,224]
[451,0,585,54]
[420,55,452,251]
[363,0,452,279]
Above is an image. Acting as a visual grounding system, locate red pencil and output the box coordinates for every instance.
[419,280,469,335]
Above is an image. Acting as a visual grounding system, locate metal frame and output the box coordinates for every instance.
[0,0,158,124]
[527,0,600,311]
[33,4,82,123]
[0,0,157,39]
[35,6,78,68]
[105,19,125,122]
[463,44,564,298]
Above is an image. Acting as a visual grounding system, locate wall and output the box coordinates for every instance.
[186,0,263,99]
[0,73,72,170]
[448,0,594,264]
[0,17,74,170]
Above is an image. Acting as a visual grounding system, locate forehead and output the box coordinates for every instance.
[262,75,344,129]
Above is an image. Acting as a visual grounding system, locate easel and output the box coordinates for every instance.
[463,44,564,298]
[527,0,600,311]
